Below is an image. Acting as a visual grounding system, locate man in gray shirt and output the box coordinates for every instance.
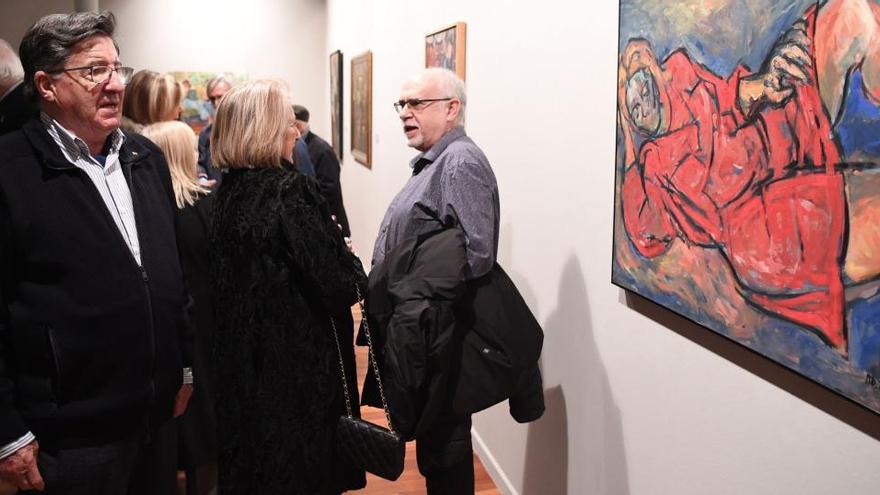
[372,67,499,494]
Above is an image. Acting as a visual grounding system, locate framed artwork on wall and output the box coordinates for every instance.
[425,22,466,80]
[351,51,372,168]
[329,50,344,161]
[613,0,880,415]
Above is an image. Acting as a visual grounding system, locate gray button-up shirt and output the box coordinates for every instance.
[372,126,499,279]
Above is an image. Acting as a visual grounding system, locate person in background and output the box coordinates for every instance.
[0,11,191,494]
[293,104,350,237]
[141,121,217,495]
[209,79,366,494]
[292,135,316,177]
[0,39,36,135]
[196,76,231,186]
[121,69,182,133]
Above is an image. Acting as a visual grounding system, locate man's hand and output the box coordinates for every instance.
[0,441,44,492]
[738,20,813,114]
[173,384,193,418]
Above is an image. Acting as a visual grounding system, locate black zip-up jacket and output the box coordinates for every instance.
[0,118,189,449]
[362,228,544,440]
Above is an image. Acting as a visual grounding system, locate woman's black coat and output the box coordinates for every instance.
[210,166,366,494]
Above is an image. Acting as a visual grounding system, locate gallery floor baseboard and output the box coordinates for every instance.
[473,427,518,495]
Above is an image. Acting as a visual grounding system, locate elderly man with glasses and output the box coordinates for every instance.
[368,67,500,494]
[0,11,192,494]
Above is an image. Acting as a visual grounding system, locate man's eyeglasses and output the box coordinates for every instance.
[54,64,134,85]
[393,97,452,113]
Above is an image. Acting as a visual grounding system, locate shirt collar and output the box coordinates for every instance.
[409,126,466,174]
[40,111,125,161]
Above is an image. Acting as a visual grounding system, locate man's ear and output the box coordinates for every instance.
[446,99,461,122]
[34,71,57,102]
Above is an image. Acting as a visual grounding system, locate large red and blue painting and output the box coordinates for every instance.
[613,0,880,414]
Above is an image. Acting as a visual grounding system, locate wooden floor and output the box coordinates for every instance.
[348,342,500,495]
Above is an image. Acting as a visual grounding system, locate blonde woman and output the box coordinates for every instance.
[122,70,183,132]
[141,121,217,495]
[209,79,366,494]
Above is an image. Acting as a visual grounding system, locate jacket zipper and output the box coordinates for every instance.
[46,327,64,403]
[119,159,157,407]
[47,152,158,409]
[140,265,156,406]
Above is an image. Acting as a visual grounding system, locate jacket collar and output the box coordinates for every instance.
[409,126,466,174]
[22,116,151,171]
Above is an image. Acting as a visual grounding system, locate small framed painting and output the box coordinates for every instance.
[425,22,467,80]
[350,51,372,168]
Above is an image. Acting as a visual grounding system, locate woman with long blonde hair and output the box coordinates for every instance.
[141,121,206,208]
[142,120,217,495]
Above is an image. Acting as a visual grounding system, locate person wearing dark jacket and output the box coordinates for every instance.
[0,39,37,135]
[141,120,217,495]
[369,67,507,494]
[209,79,366,494]
[0,12,191,494]
[293,104,351,237]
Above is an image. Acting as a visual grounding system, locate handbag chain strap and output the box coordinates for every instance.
[330,284,397,434]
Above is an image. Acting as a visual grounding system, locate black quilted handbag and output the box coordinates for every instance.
[330,291,405,481]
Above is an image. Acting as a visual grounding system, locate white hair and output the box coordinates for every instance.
[0,39,24,88]
[420,67,466,126]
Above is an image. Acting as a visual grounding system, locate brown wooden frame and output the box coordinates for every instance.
[329,50,343,161]
[350,51,372,168]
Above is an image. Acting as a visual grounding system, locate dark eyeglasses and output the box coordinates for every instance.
[54,64,134,85]
[393,97,452,113]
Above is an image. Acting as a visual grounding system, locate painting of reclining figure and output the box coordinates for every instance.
[613,0,880,414]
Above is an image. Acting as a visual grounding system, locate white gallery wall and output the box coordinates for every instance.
[102,0,329,135]
[1,0,330,133]
[327,1,880,494]
[0,0,73,49]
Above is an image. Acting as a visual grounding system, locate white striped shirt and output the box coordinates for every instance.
[40,112,142,265]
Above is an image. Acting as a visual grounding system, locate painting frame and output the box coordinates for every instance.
[329,50,344,162]
[612,0,880,417]
[425,22,467,80]
[350,51,372,169]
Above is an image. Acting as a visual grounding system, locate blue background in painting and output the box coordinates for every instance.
[615,0,880,412]
[837,70,880,161]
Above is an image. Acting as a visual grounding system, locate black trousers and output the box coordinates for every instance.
[20,419,178,495]
[416,414,475,495]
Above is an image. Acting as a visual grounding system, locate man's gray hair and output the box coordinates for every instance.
[0,39,24,89]
[19,11,117,100]
[206,76,232,96]
[422,67,466,126]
